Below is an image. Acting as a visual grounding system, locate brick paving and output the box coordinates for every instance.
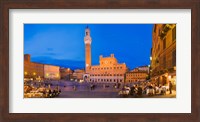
[45,80,176,98]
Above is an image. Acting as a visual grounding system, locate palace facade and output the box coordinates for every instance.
[24,54,60,80]
[83,26,127,83]
[24,54,44,80]
[87,54,127,83]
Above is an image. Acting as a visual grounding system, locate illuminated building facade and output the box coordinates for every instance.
[72,69,85,81]
[24,54,44,80]
[44,64,60,80]
[24,54,60,80]
[150,24,176,85]
[137,65,149,73]
[87,54,127,83]
[125,68,148,83]
[60,68,73,80]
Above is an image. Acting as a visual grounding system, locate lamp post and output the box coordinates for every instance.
[147,65,151,81]
[33,72,36,81]
[24,71,28,79]
[46,73,49,81]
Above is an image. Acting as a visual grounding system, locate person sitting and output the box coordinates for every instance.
[130,85,135,96]
[137,86,143,96]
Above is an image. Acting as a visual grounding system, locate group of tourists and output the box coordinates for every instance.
[123,80,173,97]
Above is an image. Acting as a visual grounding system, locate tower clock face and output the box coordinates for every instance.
[105,60,108,64]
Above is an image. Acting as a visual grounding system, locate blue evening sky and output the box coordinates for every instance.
[24,24,153,70]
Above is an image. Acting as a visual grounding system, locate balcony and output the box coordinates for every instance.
[163,24,172,33]
[159,24,173,40]
[159,30,166,40]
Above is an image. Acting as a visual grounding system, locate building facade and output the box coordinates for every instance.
[44,64,60,80]
[72,69,85,81]
[150,24,176,86]
[137,65,149,73]
[60,68,73,80]
[126,68,148,83]
[24,54,61,80]
[24,54,44,80]
[87,54,127,83]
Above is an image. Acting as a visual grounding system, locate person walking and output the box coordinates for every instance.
[73,85,76,91]
[169,81,173,94]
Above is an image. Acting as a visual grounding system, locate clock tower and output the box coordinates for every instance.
[84,26,92,73]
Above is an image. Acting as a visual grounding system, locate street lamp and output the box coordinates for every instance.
[147,65,151,81]
[24,71,28,75]
[33,72,36,76]
[33,72,36,80]
[46,73,49,80]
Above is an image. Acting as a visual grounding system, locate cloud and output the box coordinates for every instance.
[47,48,54,51]
[43,52,57,56]
[31,56,84,70]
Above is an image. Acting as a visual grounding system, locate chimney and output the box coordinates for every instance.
[111,54,114,57]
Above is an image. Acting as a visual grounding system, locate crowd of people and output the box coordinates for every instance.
[24,80,61,98]
[120,81,173,97]
[24,79,174,98]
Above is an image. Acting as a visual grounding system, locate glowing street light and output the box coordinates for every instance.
[168,75,171,80]
[24,72,28,75]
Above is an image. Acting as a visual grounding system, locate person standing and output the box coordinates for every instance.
[73,85,76,91]
[169,81,173,94]
[130,85,135,96]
